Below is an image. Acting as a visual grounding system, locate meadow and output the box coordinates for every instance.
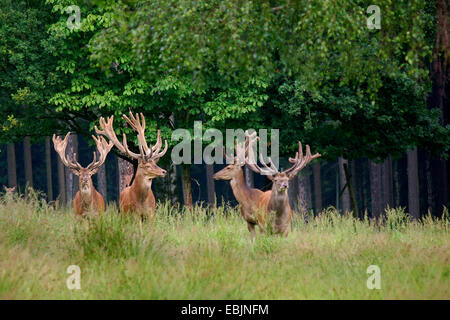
[0,191,448,300]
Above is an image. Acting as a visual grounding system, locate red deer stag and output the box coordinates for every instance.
[95,112,167,222]
[52,133,113,216]
[213,138,271,237]
[244,131,321,236]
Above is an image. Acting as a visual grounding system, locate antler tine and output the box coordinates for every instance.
[244,131,278,176]
[259,153,279,175]
[95,116,141,160]
[52,132,83,172]
[151,131,168,162]
[151,130,163,153]
[223,145,234,164]
[244,131,259,172]
[122,112,151,158]
[87,135,113,172]
[234,137,246,165]
[284,141,321,178]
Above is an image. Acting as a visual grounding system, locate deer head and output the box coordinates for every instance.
[3,185,16,194]
[245,131,321,194]
[52,133,113,194]
[213,138,247,181]
[95,112,168,187]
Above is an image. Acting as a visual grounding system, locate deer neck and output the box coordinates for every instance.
[130,171,152,202]
[80,179,95,203]
[269,187,290,215]
[230,169,251,204]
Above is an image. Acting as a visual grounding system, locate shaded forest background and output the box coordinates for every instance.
[0,0,448,218]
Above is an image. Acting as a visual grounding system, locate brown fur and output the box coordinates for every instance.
[119,160,165,223]
[214,164,291,237]
[95,113,168,221]
[53,133,113,217]
[72,170,106,217]
[242,132,319,236]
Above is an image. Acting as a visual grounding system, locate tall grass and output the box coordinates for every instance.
[0,191,448,299]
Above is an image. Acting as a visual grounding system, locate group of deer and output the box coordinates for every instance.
[53,112,167,222]
[53,112,320,236]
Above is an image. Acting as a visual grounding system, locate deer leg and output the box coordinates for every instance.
[247,222,256,239]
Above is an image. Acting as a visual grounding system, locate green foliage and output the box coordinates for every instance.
[264,72,450,159]
[0,0,447,163]
[91,0,432,96]
[0,0,60,143]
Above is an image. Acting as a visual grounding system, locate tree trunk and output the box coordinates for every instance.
[23,136,33,188]
[166,164,178,203]
[428,0,449,216]
[369,160,382,218]
[343,162,358,218]
[297,170,311,213]
[381,156,393,210]
[361,159,368,214]
[117,157,134,194]
[96,150,107,200]
[65,134,75,204]
[181,164,192,207]
[45,137,53,201]
[313,162,322,214]
[288,173,299,212]
[7,143,17,188]
[407,148,420,219]
[57,157,66,205]
[338,157,350,213]
[205,164,215,206]
[244,165,254,188]
[351,160,360,214]
[425,156,433,213]
[72,134,79,196]
[393,159,401,208]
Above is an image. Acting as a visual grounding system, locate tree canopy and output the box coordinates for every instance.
[0,0,447,162]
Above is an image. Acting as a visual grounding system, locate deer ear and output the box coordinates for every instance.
[90,167,100,175]
[70,168,80,176]
[266,175,274,181]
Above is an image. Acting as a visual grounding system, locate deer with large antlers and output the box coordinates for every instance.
[53,133,113,216]
[243,131,321,236]
[95,112,167,221]
[213,138,272,237]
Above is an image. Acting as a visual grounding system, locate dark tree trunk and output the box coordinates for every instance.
[244,165,254,188]
[313,162,322,214]
[361,159,368,214]
[72,134,79,195]
[428,0,449,216]
[181,164,192,207]
[393,159,401,208]
[167,164,178,203]
[381,156,393,210]
[297,170,312,213]
[7,143,17,188]
[369,160,382,218]
[117,156,133,194]
[407,148,420,219]
[339,157,350,213]
[205,164,215,205]
[425,156,433,213]
[288,173,299,212]
[45,137,53,201]
[23,136,33,188]
[96,150,107,200]
[65,134,75,203]
[343,162,358,218]
[57,157,66,205]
